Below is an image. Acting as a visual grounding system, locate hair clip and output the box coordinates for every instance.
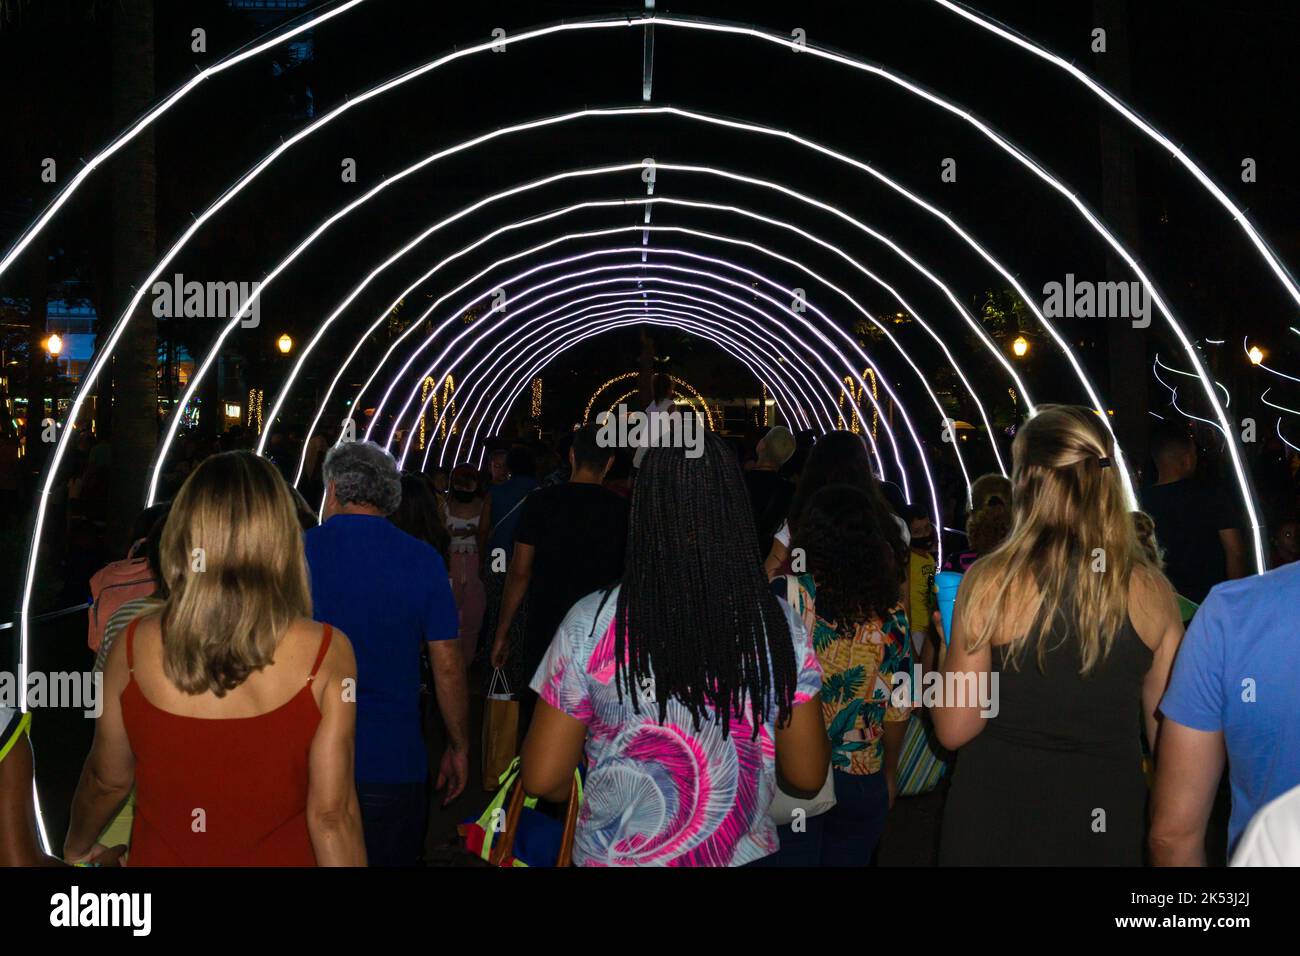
[1098,456,1112,469]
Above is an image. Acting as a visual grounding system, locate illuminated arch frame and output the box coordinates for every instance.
[411,299,823,438]
[413,291,858,470]
[131,93,1170,523]
[358,255,891,466]
[392,282,879,471]
[11,16,1280,679]
[371,258,916,485]
[383,269,907,489]
[313,222,981,499]
[281,188,1012,489]
[9,2,1287,853]
[128,94,1155,537]
[410,299,820,467]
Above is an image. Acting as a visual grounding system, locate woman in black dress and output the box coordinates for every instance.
[934,405,1184,865]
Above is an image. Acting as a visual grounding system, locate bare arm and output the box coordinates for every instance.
[774,698,830,795]
[1149,720,1225,866]
[521,698,587,803]
[2,729,62,866]
[1130,567,1185,750]
[932,579,993,750]
[306,632,366,866]
[1219,528,1248,580]
[428,638,470,804]
[491,542,534,667]
[763,538,789,581]
[65,638,135,862]
[881,717,907,807]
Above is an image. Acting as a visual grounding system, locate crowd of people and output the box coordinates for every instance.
[3,386,1299,868]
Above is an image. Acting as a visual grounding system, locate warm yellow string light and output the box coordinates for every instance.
[246,388,264,434]
[530,377,543,418]
[583,371,713,429]
[837,369,877,436]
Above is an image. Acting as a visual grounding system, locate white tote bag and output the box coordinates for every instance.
[768,575,836,825]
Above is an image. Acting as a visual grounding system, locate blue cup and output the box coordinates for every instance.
[934,570,963,647]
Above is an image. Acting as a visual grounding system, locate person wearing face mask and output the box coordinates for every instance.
[445,464,488,669]
[902,505,939,672]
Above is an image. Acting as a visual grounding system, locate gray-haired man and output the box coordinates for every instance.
[304,441,468,866]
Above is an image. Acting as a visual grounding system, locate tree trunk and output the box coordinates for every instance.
[23,244,49,493]
[1093,0,1149,471]
[639,328,654,409]
[105,0,157,552]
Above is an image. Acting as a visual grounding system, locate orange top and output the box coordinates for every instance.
[121,618,331,867]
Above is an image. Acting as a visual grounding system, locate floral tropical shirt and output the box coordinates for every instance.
[786,573,911,775]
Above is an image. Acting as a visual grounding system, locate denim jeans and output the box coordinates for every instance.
[356,781,428,867]
[764,770,889,867]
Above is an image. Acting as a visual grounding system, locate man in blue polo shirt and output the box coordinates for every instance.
[1150,559,1300,864]
[305,440,467,866]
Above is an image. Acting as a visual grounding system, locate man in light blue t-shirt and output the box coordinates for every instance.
[1150,560,1300,864]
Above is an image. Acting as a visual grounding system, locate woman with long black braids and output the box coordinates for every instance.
[520,433,829,866]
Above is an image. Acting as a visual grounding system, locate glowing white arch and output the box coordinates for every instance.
[275,181,1018,492]
[930,0,1300,312]
[291,221,986,499]
[460,311,943,568]
[393,305,811,452]
[10,1,1279,859]
[408,296,836,467]
[15,19,1273,669]
[392,290,843,456]
[385,280,883,475]
[398,299,824,441]
[377,267,904,491]
[381,249,961,497]
[137,89,1158,523]
[0,0,368,281]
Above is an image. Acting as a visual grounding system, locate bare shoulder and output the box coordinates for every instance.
[124,610,164,663]
[310,620,356,681]
[1128,563,1180,648]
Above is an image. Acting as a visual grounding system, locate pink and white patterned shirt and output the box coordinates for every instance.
[530,586,822,866]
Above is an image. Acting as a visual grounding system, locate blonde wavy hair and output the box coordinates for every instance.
[158,451,311,695]
[960,405,1156,674]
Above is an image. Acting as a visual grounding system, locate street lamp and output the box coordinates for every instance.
[1248,345,1264,365]
[44,334,63,356]
[1012,335,1029,358]
[277,333,293,355]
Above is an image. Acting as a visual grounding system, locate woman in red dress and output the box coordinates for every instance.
[65,451,366,866]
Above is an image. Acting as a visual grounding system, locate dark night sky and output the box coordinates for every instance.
[2,0,1298,468]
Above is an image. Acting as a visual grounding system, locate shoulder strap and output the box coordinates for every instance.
[493,489,531,529]
[125,616,140,678]
[307,624,333,683]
